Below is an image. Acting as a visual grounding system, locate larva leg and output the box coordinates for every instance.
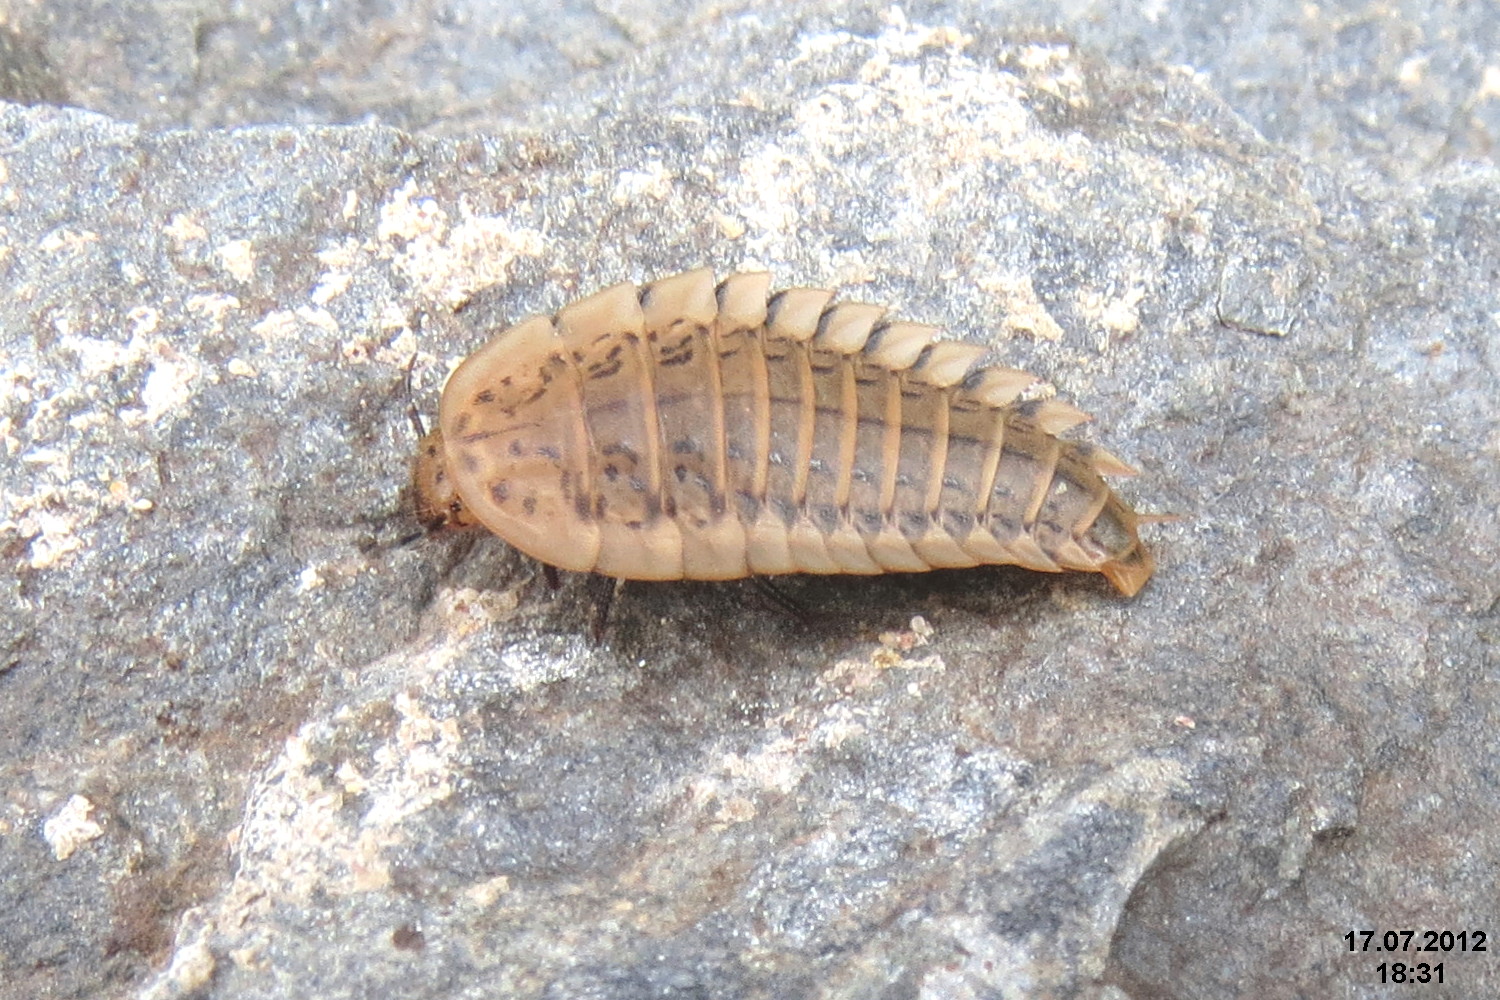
[585,574,626,645]
[748,575,812,627]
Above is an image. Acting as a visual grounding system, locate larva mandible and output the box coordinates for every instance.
[413,268,1154,595]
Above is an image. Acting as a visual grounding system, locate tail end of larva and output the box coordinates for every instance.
[1096,504,1180,596]
[1099,542,1155,597]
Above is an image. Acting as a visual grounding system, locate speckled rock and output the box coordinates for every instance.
[1,3,1497,1000]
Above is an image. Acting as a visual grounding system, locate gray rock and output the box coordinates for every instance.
[1,3,1496,1000]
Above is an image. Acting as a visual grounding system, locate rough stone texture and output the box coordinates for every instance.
[1,2,1497,1000]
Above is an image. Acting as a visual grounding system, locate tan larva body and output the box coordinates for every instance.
[414,269,1154,595]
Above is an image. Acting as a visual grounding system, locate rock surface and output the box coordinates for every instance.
[1,2,1496,999]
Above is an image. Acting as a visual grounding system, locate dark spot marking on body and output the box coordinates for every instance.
[734,491,760,520]
[537,445,562,461]
[601,443,639,464]
[490,480,510,504]
[522,496,536,516]
[943,510,974,531]
[811,504,840,533]
[765,290,791,324]
[959,368,989,392]
[589,358,624,380]
[674,465,688,482]
[672,438,698,455]
[475,389,495,404]
[509,440,524,457]
[1014,399,1045,419]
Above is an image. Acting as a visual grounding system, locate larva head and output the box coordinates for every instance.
[412,430,477,532]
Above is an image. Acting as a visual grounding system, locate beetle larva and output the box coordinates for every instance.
[413,269,1154,595]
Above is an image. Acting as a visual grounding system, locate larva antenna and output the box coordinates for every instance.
[403,351,427,440]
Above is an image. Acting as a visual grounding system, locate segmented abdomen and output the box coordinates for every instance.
[420,269,1153,595]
